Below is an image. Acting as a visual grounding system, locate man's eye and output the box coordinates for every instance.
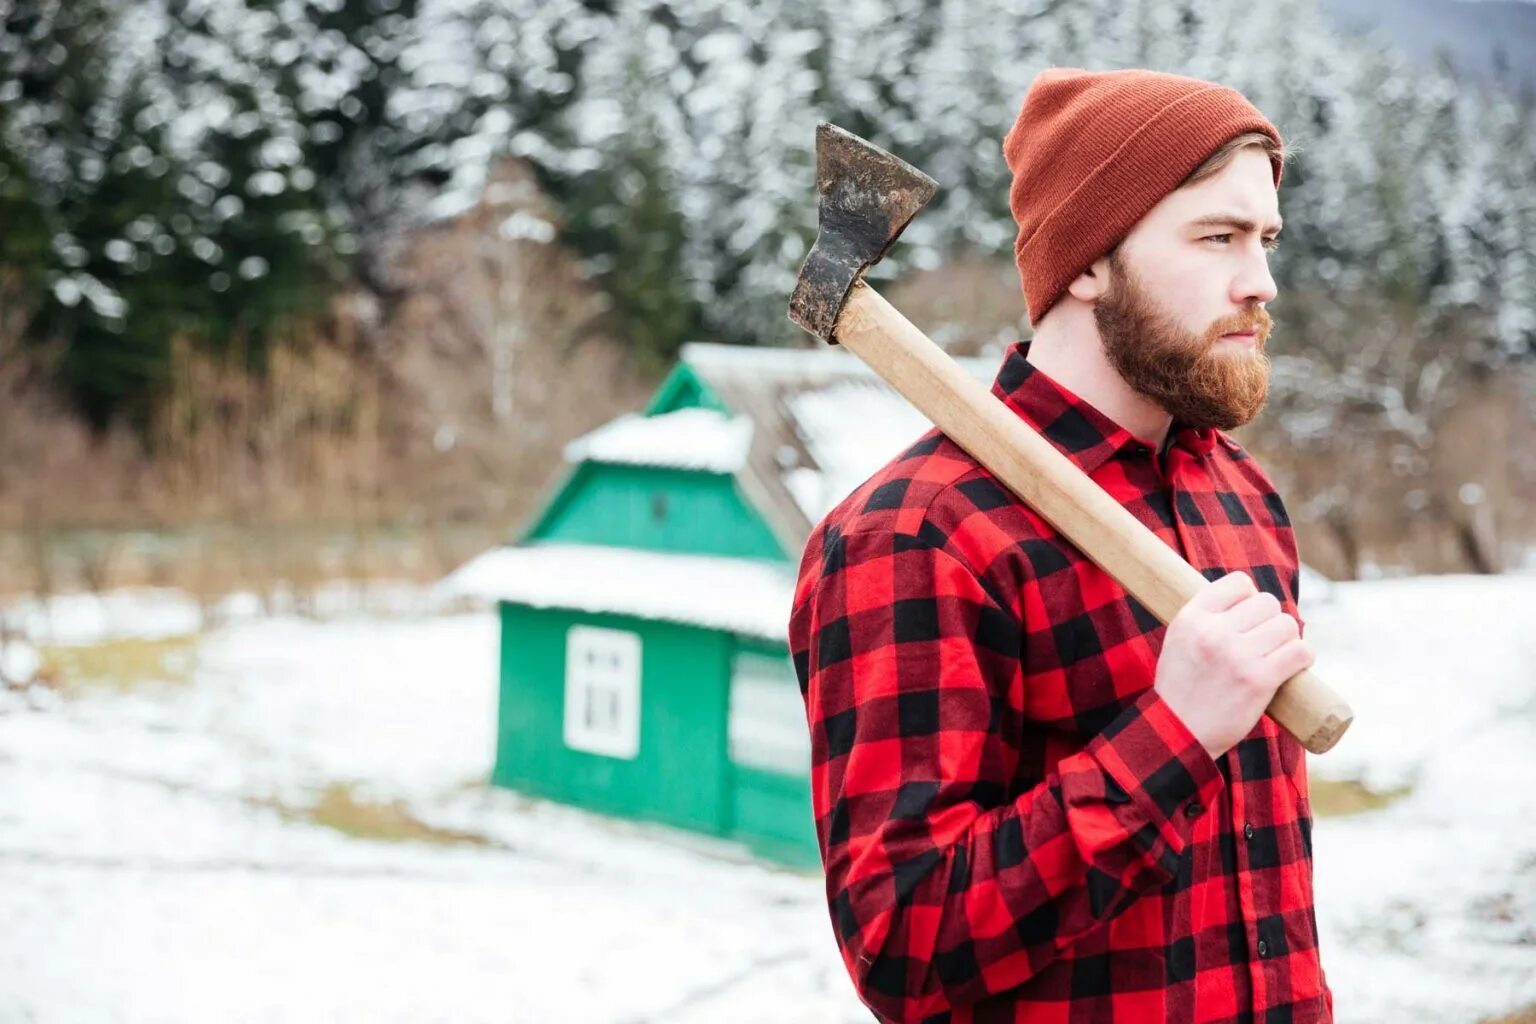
[1202,233,1281,252]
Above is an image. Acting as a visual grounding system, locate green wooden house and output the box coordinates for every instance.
[445,341,999,866]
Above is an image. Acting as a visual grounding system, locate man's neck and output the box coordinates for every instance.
[1024,305,1174,451]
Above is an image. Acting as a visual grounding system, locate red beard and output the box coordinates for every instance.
[1094,250,1273,431]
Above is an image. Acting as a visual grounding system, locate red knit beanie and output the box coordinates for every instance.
[1004,67,1285,327]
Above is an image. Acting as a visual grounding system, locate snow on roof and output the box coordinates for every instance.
[562,407,754,473]
[676,340,1008,549]
[781,379,934,523]
[680,340,884,378]
[439,543,794,641]
[680,339,1000,378]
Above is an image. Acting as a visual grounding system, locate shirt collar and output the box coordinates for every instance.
[987,339,1219,474]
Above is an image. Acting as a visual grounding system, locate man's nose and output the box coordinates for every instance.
[1234,249,1278,306]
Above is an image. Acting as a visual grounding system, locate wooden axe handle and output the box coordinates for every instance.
[835,279,1353,755]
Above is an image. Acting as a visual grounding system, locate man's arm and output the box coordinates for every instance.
[791,525,1225,1023]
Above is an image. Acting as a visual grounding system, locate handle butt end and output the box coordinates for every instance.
[1299,703,1354,755]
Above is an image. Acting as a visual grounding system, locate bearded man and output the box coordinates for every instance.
[788,68,1333,1023]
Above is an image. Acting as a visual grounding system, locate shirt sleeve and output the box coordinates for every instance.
[790,526,1226,1023]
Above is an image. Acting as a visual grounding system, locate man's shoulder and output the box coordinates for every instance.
[1212,429,1250,461]
[1210,428,1267,473]
[1208,429,1292,517]
[800,426,1054,586]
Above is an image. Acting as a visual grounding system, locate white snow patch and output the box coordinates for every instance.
[1,637,42,685]
[2,587,205,645]
[1302,572,1536,792]
[682,340,883,378]
[1300,574,1536,1021]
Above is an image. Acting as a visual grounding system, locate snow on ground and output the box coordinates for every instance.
[0,574,1534,1023]
[1302,573,1536,1022]
[0,603,863,1024]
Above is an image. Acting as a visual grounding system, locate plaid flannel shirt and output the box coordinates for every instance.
[788,339,1333,1023]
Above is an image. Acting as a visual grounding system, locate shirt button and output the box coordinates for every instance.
[1257,939,1270,958]
[1244,822,1255,840]
[1185,802,1204,818]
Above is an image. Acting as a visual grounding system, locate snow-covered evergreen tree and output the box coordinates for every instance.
[3,0,1532,437]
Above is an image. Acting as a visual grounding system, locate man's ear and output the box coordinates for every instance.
[1066,252,1114,303]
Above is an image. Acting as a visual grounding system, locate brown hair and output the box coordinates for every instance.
[1179,131,1287,190]
[1102,131,1287,262]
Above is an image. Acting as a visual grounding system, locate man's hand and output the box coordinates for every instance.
[1153,570,1315,761]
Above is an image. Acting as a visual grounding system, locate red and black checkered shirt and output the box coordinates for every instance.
[788,339,1333,1023]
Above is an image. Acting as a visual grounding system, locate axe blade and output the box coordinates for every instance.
[787,122,939,343]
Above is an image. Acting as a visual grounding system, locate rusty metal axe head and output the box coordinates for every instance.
[787,123,939,343]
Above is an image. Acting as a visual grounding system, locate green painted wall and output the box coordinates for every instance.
[494,602,732,833]
[492,602,821,866]
[729,765,820,868]
[726,635,819,865]
[525,462,789,562]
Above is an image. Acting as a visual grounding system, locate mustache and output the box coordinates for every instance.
[1209,307,1273,340]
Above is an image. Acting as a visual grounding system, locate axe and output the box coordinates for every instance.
[787,123,1352,755]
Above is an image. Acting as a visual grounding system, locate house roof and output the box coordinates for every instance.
[676,341,1005,557]
[439,543,795,641]
[563,407,754,474]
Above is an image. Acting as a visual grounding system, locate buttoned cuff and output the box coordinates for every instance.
[1084,687,1226,860]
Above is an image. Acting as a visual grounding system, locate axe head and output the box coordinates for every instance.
[787,123,939,343]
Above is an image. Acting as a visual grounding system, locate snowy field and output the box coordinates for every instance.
[1,574,1534,1023]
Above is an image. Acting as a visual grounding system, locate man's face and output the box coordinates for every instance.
[1092,146,1281,431]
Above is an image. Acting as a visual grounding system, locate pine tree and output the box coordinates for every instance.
[552,0,698,369]
[0,0,207,425]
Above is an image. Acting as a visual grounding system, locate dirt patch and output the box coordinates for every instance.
[1309,777,1414,817]
[263,782,499,849]
[41,635,199,693]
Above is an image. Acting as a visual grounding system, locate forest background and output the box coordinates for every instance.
[2,0,1533,606]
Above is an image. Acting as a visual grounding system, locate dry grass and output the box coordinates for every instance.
[265,782,497,848]
[0,157,657,601]
[4,220,1532,595]
[1308,778,1415,817]
[40,635,199,693]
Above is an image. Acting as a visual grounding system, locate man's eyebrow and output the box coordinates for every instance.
[1188,214,1283,234]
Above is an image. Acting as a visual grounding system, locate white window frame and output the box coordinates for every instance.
[563,625,642,760]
